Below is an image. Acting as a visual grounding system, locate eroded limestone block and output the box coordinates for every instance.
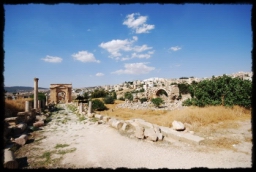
[135,126,144,139]
[111,121,123,130]
[121,122,130,131]
[172,120,185,131]
[95,114,103,120]
[88,113,94,118]
[103,116,110,122]
[144,128,158,141]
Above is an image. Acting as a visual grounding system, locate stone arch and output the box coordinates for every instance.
[155,89,168,97]
[146,86,179,102]
[57,91,66,103]
[50,84,72,104]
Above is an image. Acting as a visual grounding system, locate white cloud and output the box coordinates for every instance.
[133,44,152,52]
[72,51,100,63]
[99,38,134,59]
[133,36,138,41]
[123,13,155,34]
[41,55,62,63]
[148,50,155,54]
[170,46,182,51]
[131,53,151,59]
[112,63,155,75]
[99,37,154,60]
[121,57,131,61]
[96,73,104,76]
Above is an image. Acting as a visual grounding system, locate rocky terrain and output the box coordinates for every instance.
[10,103,252,169]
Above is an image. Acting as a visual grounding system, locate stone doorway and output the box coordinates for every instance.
[49,84,72,104]
[58,91,66,104]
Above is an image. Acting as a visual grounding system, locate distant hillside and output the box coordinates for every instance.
[4,86,49,93]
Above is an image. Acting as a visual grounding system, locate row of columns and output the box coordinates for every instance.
[25,100,46,112]
[78,101,92,114]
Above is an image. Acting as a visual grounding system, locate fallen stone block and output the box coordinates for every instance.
[13,123,27,135]
[95,114,103,120]
[111,120,123,130]
[121,122,131,131]
[135,126,144,139]
[14,134,28,146]
[87,113,94,118]
[4,148,18,169]
[33,120,44,128]
[157,133,164,141]
[108,118,116,125]
[179,132,204,145]
[5,117,17,126]
[102,116,110,122]
[160,126,204,145]
[17,112,29,123]
[144,128,158,141]
[153,125,161,134]
[172,120,185,131]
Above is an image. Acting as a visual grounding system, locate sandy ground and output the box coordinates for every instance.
[17,104,252,169]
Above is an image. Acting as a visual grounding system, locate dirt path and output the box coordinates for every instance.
[16,104,252,169]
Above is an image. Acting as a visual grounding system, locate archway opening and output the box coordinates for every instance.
[156,89,168,98]
[57,91,66,104]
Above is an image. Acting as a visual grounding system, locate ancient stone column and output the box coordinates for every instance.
[34,78,39,109]
[88,101,92,114]
[38,100,41,110]
[25,101,30,112]
[79,103,83,114]
[45,94,48,106]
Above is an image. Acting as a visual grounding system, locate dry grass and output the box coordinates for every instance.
[5,97,33,117]
[100,100,251,129]
[97,100,252,150]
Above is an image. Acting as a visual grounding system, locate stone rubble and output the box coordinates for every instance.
[116,100,184,111]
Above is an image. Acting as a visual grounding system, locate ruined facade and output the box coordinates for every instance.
[49,84,72,104]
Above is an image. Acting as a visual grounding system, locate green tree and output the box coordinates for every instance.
[75,95,84,103]
[92,99,107,111]
[140,98,148,103]
[30,92,46,101]
[91,89,107,98]
[124,92,133,101]
[103,95,115,104]
[151,97,164,108]
[182,75,252,108]
[178,83,190,94]
[83,92,89,100]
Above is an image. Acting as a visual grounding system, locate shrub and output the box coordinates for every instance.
[91,89,107,98]
[183,75,252,108]
[103,95,115,104]
[151,97,164,108]
[92,99,107,111]
[119,97,125,101]
[140,98,148,103]
[124,92,133,101]
[178,83,190,94]
[30,92,46,101]
[139,88,145,92]
[112,91,117,100]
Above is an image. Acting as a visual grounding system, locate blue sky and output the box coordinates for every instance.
[4,4,252,88]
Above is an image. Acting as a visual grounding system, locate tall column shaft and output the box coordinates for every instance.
[34,78,39,109]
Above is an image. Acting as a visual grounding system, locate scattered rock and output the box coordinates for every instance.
[144,128,158,141]
[172,120,185,131]
[135,126,145,139]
